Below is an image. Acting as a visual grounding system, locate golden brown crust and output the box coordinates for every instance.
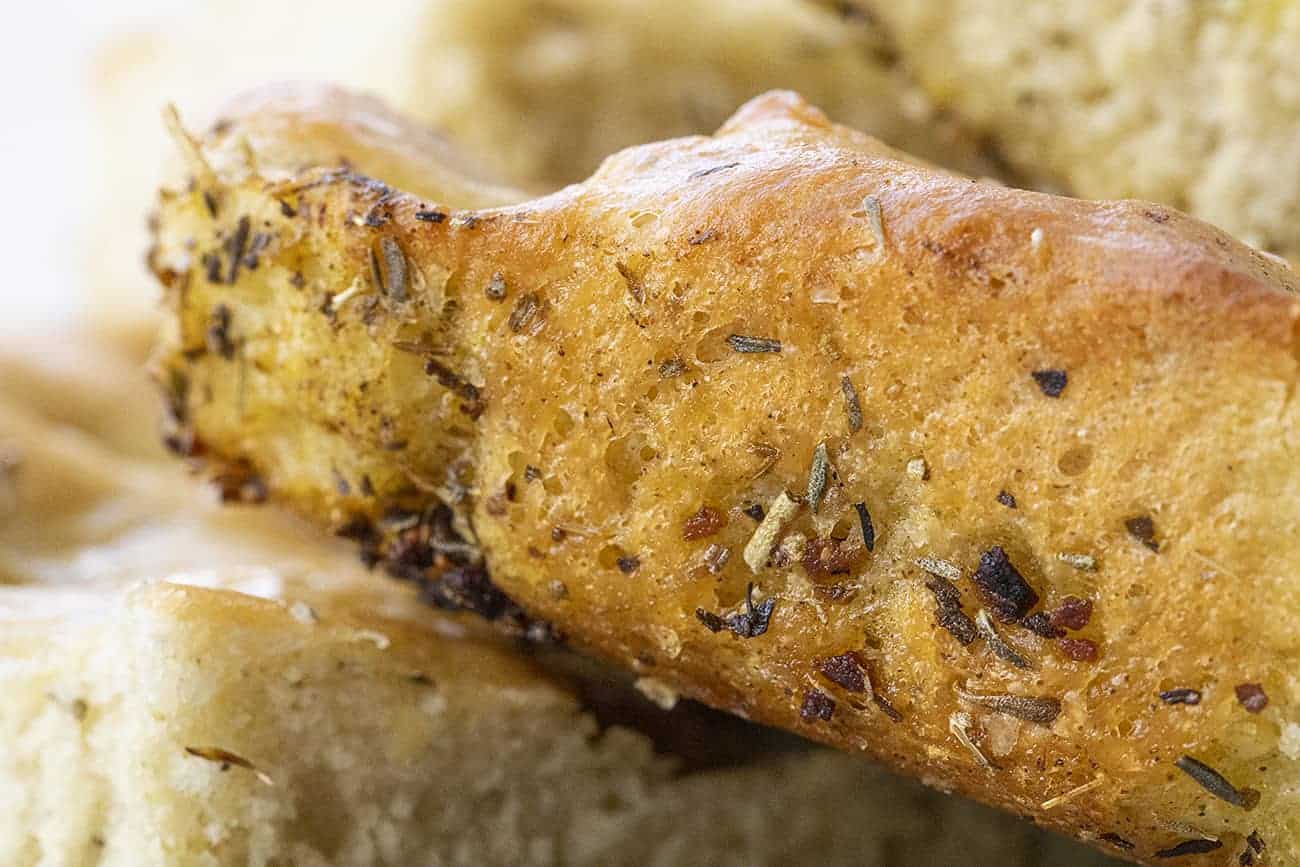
[151,85,1300,864]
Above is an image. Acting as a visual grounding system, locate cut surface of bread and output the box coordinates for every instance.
[149,84,1300,864]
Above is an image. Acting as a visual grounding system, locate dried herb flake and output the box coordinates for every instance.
[1175,755,1259,809]
[1032,368,1068,397]
[727,334,782,354]
[840,375,863,433]
[852,502,875,552]
[973,546,1039,622]
[1125,515,1159,552]
[925,575,977,646]
[1159,688,1202,706]
[806,443,831,512]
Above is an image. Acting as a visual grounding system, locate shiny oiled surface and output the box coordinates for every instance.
[152,84,1299,864]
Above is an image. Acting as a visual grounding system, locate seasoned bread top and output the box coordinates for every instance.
[151,86,1300,864]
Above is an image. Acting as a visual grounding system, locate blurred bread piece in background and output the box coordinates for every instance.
[0,327,1113,866]
[404,0,996,188]
[87,0,996,327]
[841,0,1300,259]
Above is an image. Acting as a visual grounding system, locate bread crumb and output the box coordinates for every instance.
[635,677,680,710]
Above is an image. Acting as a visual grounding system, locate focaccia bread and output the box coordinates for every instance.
[837,0,1300,260]
[149,84,1299,863]
[0,331,1113,866]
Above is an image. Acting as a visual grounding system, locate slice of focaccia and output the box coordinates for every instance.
[149,84,1300,864]
[0,329,1116,867]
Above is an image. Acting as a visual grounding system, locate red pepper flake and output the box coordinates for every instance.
[801,536,864,579]
[1235,683,1269,714]
[1057,637,1099,662]
[1159,688,1202,706]
[818,652,867,693]
[800,689,836,722]
[1124,515,1159,552]
[682,506,726,540]
[973,546,1039,622]
[1032,368,1068,397]
[1050,596,1093,631]
[1155,839,1222,858]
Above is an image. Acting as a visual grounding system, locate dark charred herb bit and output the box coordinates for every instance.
[1240,832,1265,865]
[955,685,1062,725]
[370,236,408,301]
[658,357,686,378]
[278,199,297,218]
[801,536,863,579]
[206,304,236,359]
[1125,515,1160,552]
[1235,683,1269,713]
[689,161,740,180]
[806,443,831,512]
[1050,596,1093,631]
[996,490,1017,509]
[852,502,875,552]
[819,652,867,693]
[202,251,223,284]
[1100,833,1136,851]
[485,271,507,301]
[185,746,253,769]
[1058,637,1099,662]
[1155,839,1223,858]
[423,357,483,414]
[1021,611,1064,639]
[925,575,978,646]
[973,547,1039,622]
[840,375,863,433]
[695,608,726,633]
[1031,368,1068,397]
[223,215,251,284]
[975,610,1032,669]
[414,208,447,223]
[1175,755,1259,809]
[743,503,765,522]
[421,564,556,642]
[800,689,836,722]
[616,555,640,574]
[1160,688,1203,706]
[725,583,775,638]
[727,334,782,354]
[508,292,541,332]
[688,228,716,245]
[203,190,219,217]
[682,506,726,541]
